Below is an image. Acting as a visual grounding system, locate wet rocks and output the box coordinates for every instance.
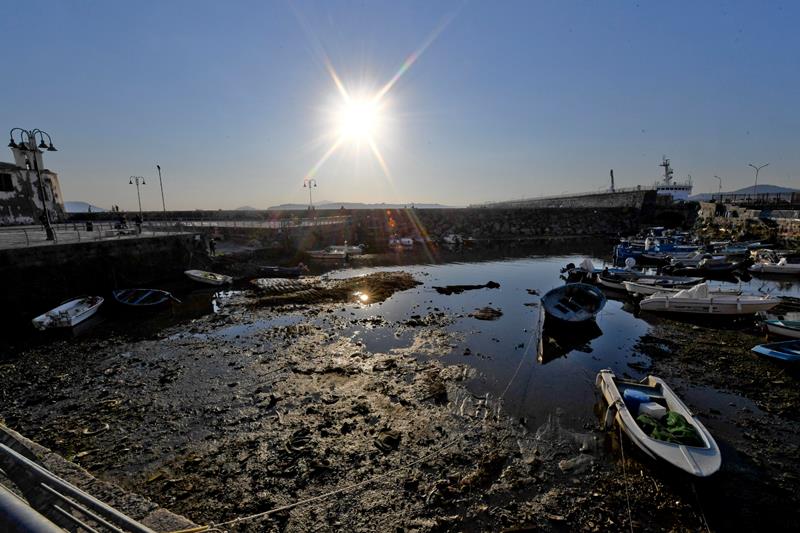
[469,306,503,320]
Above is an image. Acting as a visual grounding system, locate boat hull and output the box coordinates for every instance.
[751,340,800,362]
[184,270,233,286]
[749,263,800,275]
[764,320,800,339]
[639,295,779,315]
[542,283,607,323]
[112,289,173,309]
[32,297,104,330]
[596,369,721,477]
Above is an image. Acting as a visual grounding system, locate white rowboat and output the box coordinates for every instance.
[596,369,721,477]
[185,270,233,286]
[32,296,104,330]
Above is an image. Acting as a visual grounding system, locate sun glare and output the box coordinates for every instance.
[337,98,380,143]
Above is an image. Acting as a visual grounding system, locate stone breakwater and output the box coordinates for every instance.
[78,206,658,246]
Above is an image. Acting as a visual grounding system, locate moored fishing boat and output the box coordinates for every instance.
[184,269,233,286]
[542,283,606,323]
[31,296,104,330]
[638,283,779,315]
[112,289,176,309]
[751,340,800,363]
[763,320,800,339]
[623,279,734,297]
[596,369,721,477]
[749,258,800,275]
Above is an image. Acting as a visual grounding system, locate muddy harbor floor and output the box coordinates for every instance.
[2,270,800,532]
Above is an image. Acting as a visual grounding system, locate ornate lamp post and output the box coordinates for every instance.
[8,128,58,241]
[129,176,146,219]
[303,177,317,212]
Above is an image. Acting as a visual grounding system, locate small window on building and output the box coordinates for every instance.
[0,173,13,192]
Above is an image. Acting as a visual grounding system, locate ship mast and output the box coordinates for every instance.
[659,156,674,185]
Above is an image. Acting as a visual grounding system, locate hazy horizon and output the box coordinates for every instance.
[2,1,798,211]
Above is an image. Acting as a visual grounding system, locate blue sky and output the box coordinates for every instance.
[2,0,797,209]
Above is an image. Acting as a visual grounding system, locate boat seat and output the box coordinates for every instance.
[131,290,153,305]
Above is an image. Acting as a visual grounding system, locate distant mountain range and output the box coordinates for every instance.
[690,184,799,201]
[64,201,107,213]
[267,201,455,210]
[235,206,258,210]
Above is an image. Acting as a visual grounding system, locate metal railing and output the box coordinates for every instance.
[0,222,187,249]
[148,215,349,229]
[0,441,154,533]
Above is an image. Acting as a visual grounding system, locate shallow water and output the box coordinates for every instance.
[12,248,800,433]
[323,254,800,430]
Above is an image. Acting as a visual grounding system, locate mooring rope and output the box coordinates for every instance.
[169,306,543,532]
[691,481,712,533]
[618,424,635,533]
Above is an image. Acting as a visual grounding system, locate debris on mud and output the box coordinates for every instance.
[432,280,500,295]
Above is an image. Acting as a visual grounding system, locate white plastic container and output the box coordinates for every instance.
[638,402,667,419]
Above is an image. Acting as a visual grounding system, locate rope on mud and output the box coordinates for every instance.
[500,312,539,400]
[618,425,635,533]
[691,482,712,533]
[172,306,543,532]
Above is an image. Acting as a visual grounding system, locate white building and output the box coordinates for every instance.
[0,143,64,225]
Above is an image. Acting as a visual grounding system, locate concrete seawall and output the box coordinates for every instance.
[1,234,200,317]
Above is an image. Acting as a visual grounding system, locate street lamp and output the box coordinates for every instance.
[713,175,722,197]
[129,176,146,219]
[747,163,768,199]
[9,128,58,241]
[303,177,317,212]
[156,164,166,217]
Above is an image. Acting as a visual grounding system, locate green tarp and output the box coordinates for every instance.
[636,411,704,447]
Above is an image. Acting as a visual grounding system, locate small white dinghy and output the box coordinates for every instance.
[32,296,104,331]
[639,283,779,315]
[596,369,721,477]
[184,270,233,286]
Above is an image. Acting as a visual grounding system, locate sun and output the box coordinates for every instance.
[337,97,380,144]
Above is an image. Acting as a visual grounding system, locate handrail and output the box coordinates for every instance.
[0,442,155,533]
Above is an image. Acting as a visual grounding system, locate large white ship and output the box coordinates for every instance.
[654,156,692,201]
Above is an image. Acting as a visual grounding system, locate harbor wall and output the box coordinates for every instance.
[0,234,201,317]
[70,204,698,250]
[471,189,657,209]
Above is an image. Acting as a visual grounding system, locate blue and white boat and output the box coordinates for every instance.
[751,340,800,363]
